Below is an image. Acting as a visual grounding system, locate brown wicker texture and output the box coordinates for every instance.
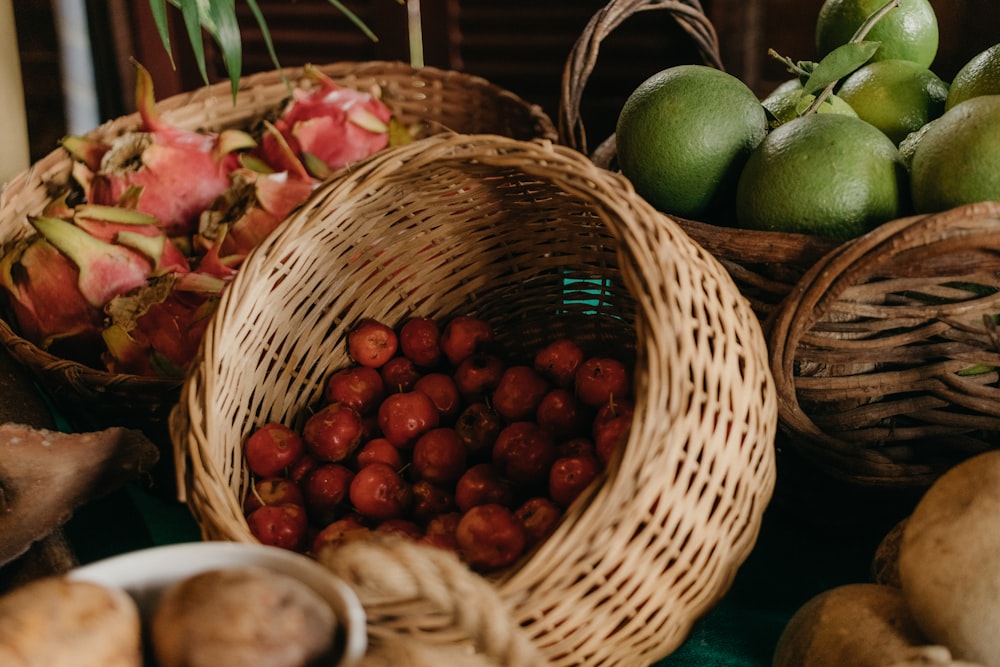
[768,201,1000,488]
[0,61,557,438]
[169,133,777,666]
[558,0,840,322]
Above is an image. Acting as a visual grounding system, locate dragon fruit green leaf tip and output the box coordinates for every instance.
[0,60,410,379]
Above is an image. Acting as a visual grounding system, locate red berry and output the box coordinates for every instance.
[548,455,600,508]
[535,388,590,440]
[413,372,462,421]
[349,462,412,522]
[455,463,515,512]
[593,414,632,466]
[324,365,386,415]
[375,518,424,540]
[303,403,365,462]
[456,504,526,572]
[534,338,585,387]
[575,357,630,408]
[492,365,550,422]
[377,390,440,447]
[311,516,370,557]
[244,422,305,478]
[514,496,563,547]
[455,402,503,459]
[453,352,505,401]
[411,480,457,523]
[492,421,557,485]
[440,316,494,366]
[243,477,305,514]
[399,317,442,368]
[348,318,398,368]
[303,463,355,525]
[247,503,308,551]
[355,437,404,469]
[379,355,422,393]
[411,427,468,484]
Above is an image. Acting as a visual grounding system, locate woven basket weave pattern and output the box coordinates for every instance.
[170,132,777,666]
[0,61,556,435]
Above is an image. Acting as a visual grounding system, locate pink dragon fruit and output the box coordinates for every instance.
[195,165,317,267]
[102,271,226,378]
[61,61,255,238]
[259,64,395,178]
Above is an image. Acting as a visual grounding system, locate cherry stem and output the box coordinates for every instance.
[805,0,900,114]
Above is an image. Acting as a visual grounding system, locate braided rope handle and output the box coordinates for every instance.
[316,534,548,666]
[558,0,723,162]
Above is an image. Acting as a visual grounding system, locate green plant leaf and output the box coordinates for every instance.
[176,0,209,84]
[325,0,379,43]
[202,0,244,98]
[244,0,285,83]
[801,41,880,95]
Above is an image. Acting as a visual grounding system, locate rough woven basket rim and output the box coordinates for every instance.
[169,131,777,666]
[0,60,557,435]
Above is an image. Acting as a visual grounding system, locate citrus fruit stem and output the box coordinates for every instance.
[805,0,901,114]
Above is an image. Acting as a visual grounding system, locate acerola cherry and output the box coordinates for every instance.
[413,372,462,421]
[349,462,412,522]
[379,355,422,393]
[302,463,355,525]
[244,422,305,478]
[243,477,305,514]
[455,462,515,512]
[593,414,632,466]
[247,503,309,551]
[492,421,557,485]
[311,516,370,557]
[302,403,365,462]
[377,390,440,447]
[440,315,494,366]
[348,318,398,368]
[514,496,563,547]
[492,365,550,422]
[411,480,457,523]
[355,437,404,469]
[456,503,526,572]
[535,387,590,440]
[534,337,585,388]
[323,365,386,415]
[575,357,630,408]
[288,453,320,485]
[375,518,424,540]
[455,402,503,459]
[453,352,505,401]
[548,455,601,508]
[411,427,468,484]
[399,317,442,368]
[420,512,462,553]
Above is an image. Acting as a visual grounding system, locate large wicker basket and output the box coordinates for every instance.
[559,0,839,323]
[0,60,556,441]
[169,132,778,666]
[559,0,1000,492]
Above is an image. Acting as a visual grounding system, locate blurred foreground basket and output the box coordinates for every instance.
[0,61,556,440]
[170,133,777,666]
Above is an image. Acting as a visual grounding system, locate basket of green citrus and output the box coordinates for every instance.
[560,0,1000,489]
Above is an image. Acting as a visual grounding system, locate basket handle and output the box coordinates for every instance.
[317,535,549,666]
[558,0,723,164]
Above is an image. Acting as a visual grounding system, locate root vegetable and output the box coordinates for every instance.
[772,582,927,667]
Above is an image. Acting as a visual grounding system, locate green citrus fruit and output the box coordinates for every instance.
[910,95,1000,213]
[816,0,939,68]
[945,43,1000,111]
[615,64,769,220]
[836,59,949,144]
[762,87,857,128]
[736,113,906,240]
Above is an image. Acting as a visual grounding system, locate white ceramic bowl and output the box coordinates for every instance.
[69,541,367,666]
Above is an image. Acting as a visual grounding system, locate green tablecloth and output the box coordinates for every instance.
[64,453,914,667]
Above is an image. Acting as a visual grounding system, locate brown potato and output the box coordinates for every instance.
[150,565,338,667]
[772,582,928,667]
[0,576,142,667]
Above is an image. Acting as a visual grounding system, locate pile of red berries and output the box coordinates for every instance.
[242,315,633,572]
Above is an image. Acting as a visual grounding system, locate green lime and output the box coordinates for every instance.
[837,59,949,144]
[816,0,939,68]
[910,95,1000,213]
[736,113,907,240]
[762,87,857,129]
[615,64,769,220]
[946,43,1000,110]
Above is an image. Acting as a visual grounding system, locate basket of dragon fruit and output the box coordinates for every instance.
[0,59,557,442]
